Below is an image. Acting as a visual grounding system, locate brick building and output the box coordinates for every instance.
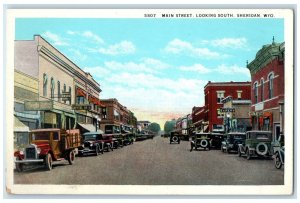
[191,106,206,132]
[99,98,137,131]
[247,40,285,140]
[204,81,251,132]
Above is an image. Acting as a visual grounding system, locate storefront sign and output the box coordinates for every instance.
[61,92,71,101]
[72,104,91,110]
[220,108,235,112]
[24,101,53,111]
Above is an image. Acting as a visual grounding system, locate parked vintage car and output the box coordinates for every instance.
[104,124,123,148]
[169,131,181,144]
[14,129,81,172]
[208,132,224,149]
[123,133,134,145]
[78,131,104,156]
[221,132,246,153]
[190,133,210,151]
[102,134,114,152]
[237,131,273,160]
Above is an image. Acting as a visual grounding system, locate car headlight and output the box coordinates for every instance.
[19,151,24,155]
[37,148,41,154]
[90,144,93,147]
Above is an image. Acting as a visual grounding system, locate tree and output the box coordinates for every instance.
[147,122,161,133]
[164,119,176,134]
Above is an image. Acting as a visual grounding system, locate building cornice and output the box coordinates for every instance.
[37,42,101,93]
[247,42,285,75]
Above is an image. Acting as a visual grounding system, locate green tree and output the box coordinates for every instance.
[164,119,176,134]
[147,122,161,133]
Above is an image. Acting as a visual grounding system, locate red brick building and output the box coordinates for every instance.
[204,81,251,132]
[191,106,206,132]
[247,40,285,140]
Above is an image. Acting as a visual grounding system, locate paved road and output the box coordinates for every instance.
[14,136,284,185]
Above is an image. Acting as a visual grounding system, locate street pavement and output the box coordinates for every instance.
[14,136,284,185]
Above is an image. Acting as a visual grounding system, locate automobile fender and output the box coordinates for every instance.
[238,144,246,153]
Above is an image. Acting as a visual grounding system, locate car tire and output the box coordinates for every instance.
[274,152,282,169]
[15,157,23,172]
[256,142,268,156]
[68,150,75,165]
[95,145,100,156]
[246,148,251,160]
[200,139,209,148]
[172,136,179,143]
[238,147,242,157]
[45,153,52,170]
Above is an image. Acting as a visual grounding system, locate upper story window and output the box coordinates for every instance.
[237,90,242,100]
[69,86,72,104]
[57,81,61,102]
[50,77,55,99]
[216,91,225,103]
[254,82,258,103]
[63,84,66,103]
[268,73,274,99]
[43,73,48,97]
[260,78,264,102]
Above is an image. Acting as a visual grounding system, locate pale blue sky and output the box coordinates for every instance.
[15,18,284,124]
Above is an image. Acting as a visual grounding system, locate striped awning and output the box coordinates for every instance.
[14,116,29,132]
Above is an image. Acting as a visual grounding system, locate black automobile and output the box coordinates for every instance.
[78,131,104,156]
[190,133,210,151]
[170,131,181,144]
[221,132,246,153]
[209,132,224,149]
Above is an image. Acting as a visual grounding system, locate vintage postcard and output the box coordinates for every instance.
[5,8,294,195]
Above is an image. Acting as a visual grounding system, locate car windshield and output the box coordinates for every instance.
[256,133,271,140]
[233,135,244,139]
[31,131,51,140]
[84,134,97,140]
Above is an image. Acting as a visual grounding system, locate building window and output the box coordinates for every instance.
[268,73,274,99]
[76,96,85,104]
[217,91,225,103]
[237,91,242,100]
[217,109,222,117]
[261,79,264,102]
[57,81,61,102]
[69,86,72,104]
[50,77,55,99]
[63,84,66,103]
[254,82,258,103]
[43,73,48,97]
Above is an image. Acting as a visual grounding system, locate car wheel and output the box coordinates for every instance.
[246,149,251,160]
[15,157,23,172]
[45,153,52,170]
[68,150,75,165]
[238,147,242,157]
[274,152,282,169]
[95,145,100,156]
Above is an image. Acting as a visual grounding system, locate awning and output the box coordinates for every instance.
[78,122,99,132]
[14,116,30,132]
